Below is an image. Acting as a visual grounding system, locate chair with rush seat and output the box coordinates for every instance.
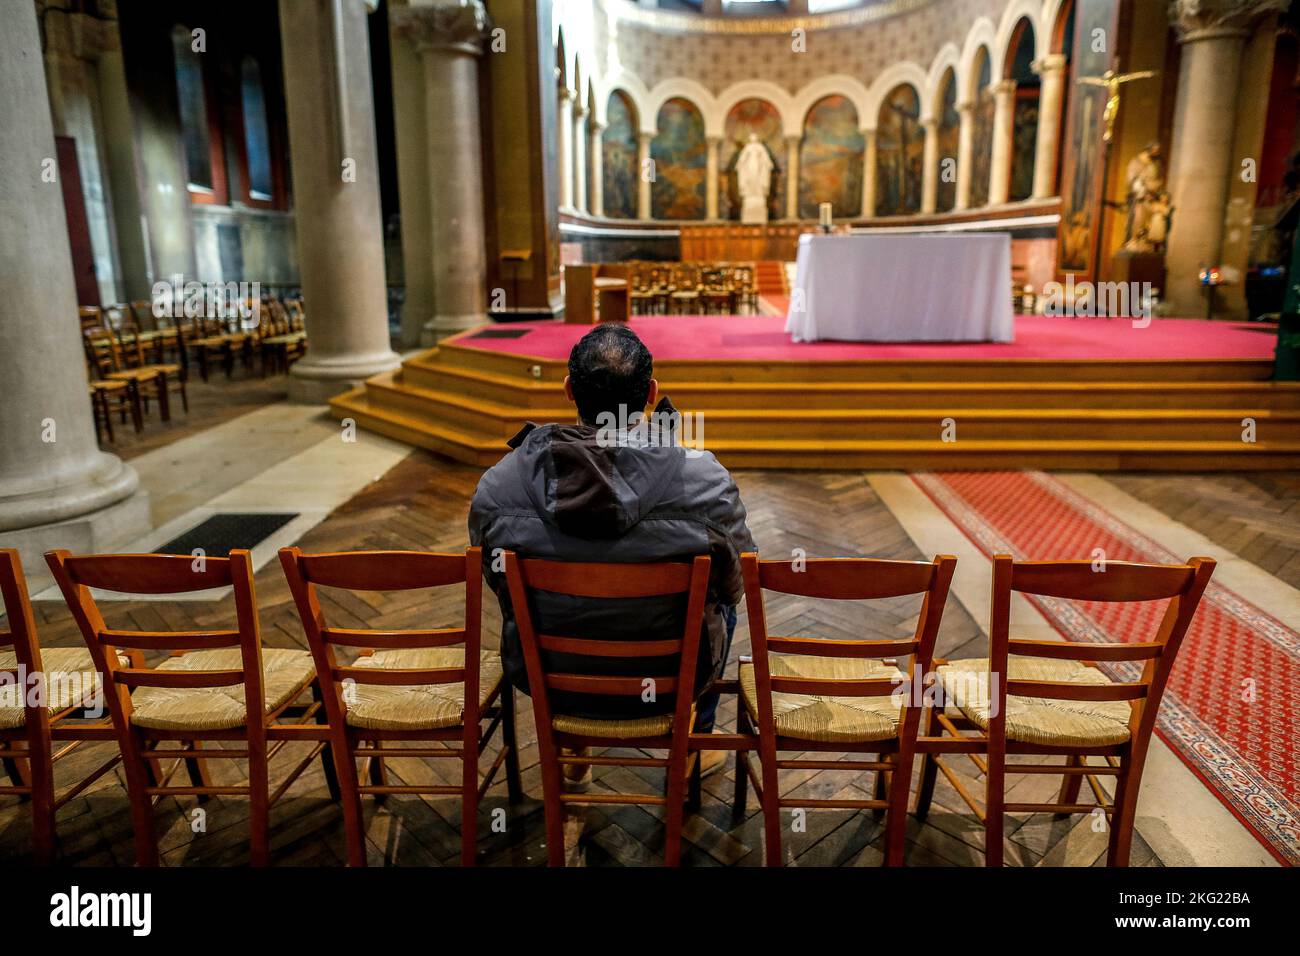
[45,549,329,866]
[916,555,1215,867]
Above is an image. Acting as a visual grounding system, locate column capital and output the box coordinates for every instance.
[707,134,723,146]
[956,100,975,115]
[785,134,802,146]
[991,78,1018,98]
[920,117,938,132]
[637,130,654,145]
[590,118,607,134]
[574,103,589,120]
[1169,0,1286,42]
[558,85,576,103]
[1031,53,1068,76]
[392,0,490,56]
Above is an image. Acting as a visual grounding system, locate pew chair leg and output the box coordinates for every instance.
[247,737,270,867]
[1057,754,1084,810]
[334,737,368,867]
[662,735,690,867]
[1106,751,1143,868]
[501,686,523,806]
[871,761,888,820]
[884,750,914,867]
[758,737,783,867]
[311,682,342,802]
[984,747,1005,868]
[461,724,479,867]
[123,734,161,867]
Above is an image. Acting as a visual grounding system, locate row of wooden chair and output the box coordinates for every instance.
[628,261,759,316]
[1,545,1213,867]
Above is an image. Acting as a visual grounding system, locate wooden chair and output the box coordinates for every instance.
[88,378,132,442]
[260,298,307,376]
[278,547,521,866]
[916,555,1215,867]
[669,263,702,315]
[84,327,185,423]
[45,549,332,866]
[738,552,957,866]
[84,331,146,433]
[128,299,185,370]
[0,550,127,864]
[115,323,188,417]
[503,552,711,866]
[78,306,105,335]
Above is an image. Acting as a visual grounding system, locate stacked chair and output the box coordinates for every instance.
[623,260,760,316]
[2,542,1214,867]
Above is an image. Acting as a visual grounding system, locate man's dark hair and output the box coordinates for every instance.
[567,323,654,425]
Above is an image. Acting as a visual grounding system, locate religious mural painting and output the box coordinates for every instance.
[1007,19,1040,203]
[651,97,707,220]
[875,84,923,216]
[721,99,785,221]
[1057,0,1120,278]
[602,90,639,219]
[969,50,994,208]
[798,95,864,219]
[936,69,959,212]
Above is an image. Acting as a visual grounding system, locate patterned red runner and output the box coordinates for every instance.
[913,471,1298,866]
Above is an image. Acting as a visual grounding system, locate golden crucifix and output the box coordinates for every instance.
[1077,68,1157,143]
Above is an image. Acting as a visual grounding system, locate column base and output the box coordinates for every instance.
[288,350,403,404]
[421,312,485,346]
[0,487,150,581]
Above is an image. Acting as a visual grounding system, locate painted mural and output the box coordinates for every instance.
[1058,0,1119,277]
[1010,94,1040,201]
[602,90,638,219]
[875,84,923,216]
[798,95,864,220]
[936,70,959,212]
[721,99,785,221]
[651,98,708,220]
[968,52,994,208]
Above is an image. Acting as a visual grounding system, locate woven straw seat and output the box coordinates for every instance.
[345,647,502,731]
[740,656,906,743]
[552,711,674,740]
[937,656,1132,747]
[262,332,306,346]
[129,647,315,731]
[0,647,117,729]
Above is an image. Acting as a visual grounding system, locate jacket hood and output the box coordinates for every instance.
[508,399,689,539]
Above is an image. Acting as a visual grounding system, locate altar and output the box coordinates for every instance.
[785,233,1015,343]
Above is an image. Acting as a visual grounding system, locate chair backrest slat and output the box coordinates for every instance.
[333,665,466,686]
[296,551,467,591]
[537,634,683,658]
[768,675,900,698]
[543,673,678,696]
[766,635,918,658]
[321,626,465,649]
[1004,679,1148,703]
[99,629,242,651]
[115,668,244,690]
[1010,560,1195,602]
[1006,638,1163,663]
[757,558,940,601]
[517,558,694,598]
[62,554,234,594]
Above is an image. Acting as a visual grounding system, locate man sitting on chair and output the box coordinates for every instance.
[469,323,754,788]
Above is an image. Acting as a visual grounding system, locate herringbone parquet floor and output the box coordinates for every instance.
[2,450,1171,867]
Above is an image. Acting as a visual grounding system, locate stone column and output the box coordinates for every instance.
[706,135,721,220]
[589,120,605,216]
[785,135,801,220]
[637,132,653,219]
[573,102,588,214]
[557,86,574,210]
[955,100,974,210]
[861,128,877,218]
[988,79,1016,206]
[1031,54,1067,200]
[921,119,939,214]
[1165,0,1286,315]
[394,0,492,343]
[0,2,145,567]
[279,0,399,401]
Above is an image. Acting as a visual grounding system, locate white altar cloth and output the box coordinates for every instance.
[784,233,1015,343]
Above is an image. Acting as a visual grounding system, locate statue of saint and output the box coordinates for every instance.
[1123,141,1171,253]
[736,134,774,224]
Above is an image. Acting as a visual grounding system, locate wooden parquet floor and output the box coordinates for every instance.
[3,452,1165,867]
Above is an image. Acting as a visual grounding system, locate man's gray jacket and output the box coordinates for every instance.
[468,418,755,719]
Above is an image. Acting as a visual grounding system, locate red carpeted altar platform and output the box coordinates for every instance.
[453,314,1278,363]
[332,314,1300,472]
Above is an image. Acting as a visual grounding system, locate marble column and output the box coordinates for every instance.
[557,86,574,210]
[589,120,605,217]
[573,102,588,215]
[706,135,721,220]
[785,135,801,220]
[393,0,492,343]
[637,132,653,219]
[1164,0,1286,315]
[0,2,145,567]
[921,119,939,214]
[1031,54,1067,200]
[955,100,974,210]
[988,79,1016,206]
[861,128,877,218]
[279,0,399,401]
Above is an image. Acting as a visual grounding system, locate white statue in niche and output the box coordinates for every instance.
[736,134,773,224]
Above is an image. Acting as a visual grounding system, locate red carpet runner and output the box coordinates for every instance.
[912,471,1298,865]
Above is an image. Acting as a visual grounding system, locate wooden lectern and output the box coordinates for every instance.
[565,264,630,324]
